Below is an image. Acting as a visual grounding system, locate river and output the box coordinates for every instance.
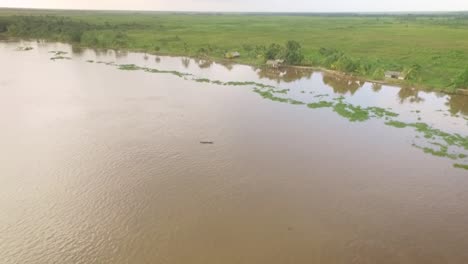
[1,40,468,264]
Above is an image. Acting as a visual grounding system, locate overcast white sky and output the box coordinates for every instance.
[1,0,467,12]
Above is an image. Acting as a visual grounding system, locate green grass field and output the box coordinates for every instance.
[1,9,468,92]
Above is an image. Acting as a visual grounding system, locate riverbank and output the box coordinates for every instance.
[3,34,467,97]
[2,10,468,93]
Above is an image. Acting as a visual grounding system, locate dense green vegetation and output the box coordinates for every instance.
[2,9,468,92]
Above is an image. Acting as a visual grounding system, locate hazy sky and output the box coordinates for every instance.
[1,0,467,12]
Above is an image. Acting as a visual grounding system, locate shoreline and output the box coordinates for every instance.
[3,36,467,96]
[98,46,468,97]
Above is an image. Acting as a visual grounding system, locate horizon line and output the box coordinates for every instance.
[1,7,468,14]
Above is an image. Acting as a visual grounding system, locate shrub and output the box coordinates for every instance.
[265,43,283,60]
[284,40,304,64]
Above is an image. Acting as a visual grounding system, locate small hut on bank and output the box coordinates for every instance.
[225,51,240,59]
[266,59,284,68]
[385,71,405,80]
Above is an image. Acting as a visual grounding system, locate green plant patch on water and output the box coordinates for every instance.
[410,123,468,150]
[225,81,274,89]
[385,120,408,128]
[454,164,468,170]
[307,101,334,109]
[332,102,370,122]
[413,143,459,160]
[314,94,329,98]
[289,99,305,105]
[142,67,189,77]
[211,80,224,85]
[367,107,399,118]
[253,88,287,102]
[86,60,94,63]
[50,56,71,60]
[385,120,468,163]
[386,121,468,149]
[253,87,305,105]
[275,89,290,94]
[194,78,211,83]
[118,64,140,70]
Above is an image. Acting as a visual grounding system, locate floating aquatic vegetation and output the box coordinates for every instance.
[142,67,189,77]
[253,88,305,105]
[367,107,399,118]
[413,143,459,160]
[385,120,407,128]
[225,81,274,89]
[289,99,305,105]
[454,164,468,170]
[194,78,211,83]
[117,64,191,78]
[388,122,468,150]
[50,56,71,61]
[385,120,468,169]
[314,94,329,98]
[332,101,370,122]
[253,88,289,103]
[307,101,334,109]
[86,60,95,63]
[16,46,33,51]
[249,86,467,170]
[275,89,290,94]
[118,64,140,70]
[211,80,224,85]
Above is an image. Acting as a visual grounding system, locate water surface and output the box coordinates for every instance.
[1,41,468,264]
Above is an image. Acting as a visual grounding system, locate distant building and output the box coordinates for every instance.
[225,51,240,59]
[385,71,405,80]
[266,59,284,68]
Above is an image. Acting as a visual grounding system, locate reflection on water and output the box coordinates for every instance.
[1,40,468,264]
[194,58,213,69]
[71,45,84,55]
[218,60,234,71]
[448,95,468,116]
[256,67,313,83]
[398,87,425,104]
[372,83,383,92]
[322,73,366,95]
[181,57,190,68]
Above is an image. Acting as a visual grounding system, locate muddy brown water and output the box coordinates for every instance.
[1,41,468,264]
